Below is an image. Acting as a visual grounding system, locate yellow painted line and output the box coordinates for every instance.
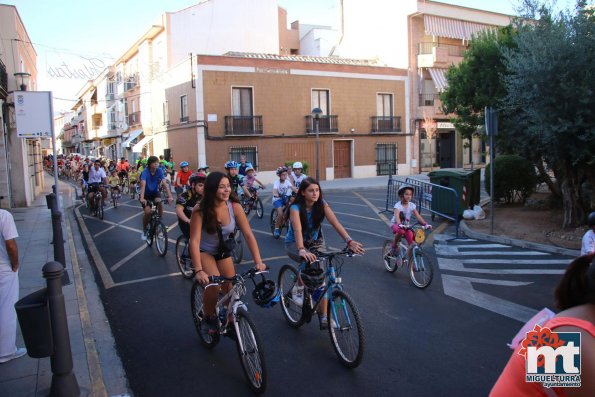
[352,191,392,227]
[75,204,115,289]
[67,209,108,397]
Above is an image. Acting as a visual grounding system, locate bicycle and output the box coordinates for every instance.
[144,200,168,256]
[120,176,130,195]
[131,182,140,199]
[110,188,121,208]
[175,234,194,279]
[241,186,264,218]
[191,268,268,394]
[88,185,104,219]
[269,194,295,239]
[278,246,365,368]
[382,222,435,289]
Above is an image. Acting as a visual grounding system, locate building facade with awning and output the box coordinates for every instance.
[122,129,143,149]
[132,135,153,153]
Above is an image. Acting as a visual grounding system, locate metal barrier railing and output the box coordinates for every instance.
[384,175,460,237]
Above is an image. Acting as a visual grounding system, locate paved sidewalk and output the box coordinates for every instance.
[0,173,129,397]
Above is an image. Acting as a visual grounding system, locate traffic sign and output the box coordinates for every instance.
[14,91,53,138]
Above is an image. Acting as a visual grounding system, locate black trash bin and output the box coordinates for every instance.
[15,288,53,358]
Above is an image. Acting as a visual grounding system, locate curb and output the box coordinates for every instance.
[460,220,580,257]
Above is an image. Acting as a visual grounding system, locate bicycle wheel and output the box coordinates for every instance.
[112,193,118,208]
[145,223,154,247]
[98,198,104,220]
[278,264,305,328]
[242,198,251,215]
[409,248,434,289]
[382,240,399,273]
[155,222,168,256]
[255,198,263,219]
[234,308,267,394]
[270,209,279,238]
[328,290,365,368]
[122,179,129,194]
[176,235,194,279]
[190,282,219,348]
[231,228,243,264]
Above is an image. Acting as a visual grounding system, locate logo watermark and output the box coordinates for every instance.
[47,56,107,80]
[518,324,581,388]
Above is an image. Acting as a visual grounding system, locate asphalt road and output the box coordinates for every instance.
[75,187,575,396]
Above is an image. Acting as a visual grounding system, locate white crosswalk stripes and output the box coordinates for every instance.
[436,238,573,323]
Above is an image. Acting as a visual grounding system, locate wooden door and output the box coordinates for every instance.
[333,141,351,179]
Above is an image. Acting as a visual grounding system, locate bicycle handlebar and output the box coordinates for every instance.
[206,268,268,286]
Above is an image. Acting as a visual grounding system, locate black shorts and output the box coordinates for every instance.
[141,192,160,208]
[200,249,231,261]
[178,221,190,240]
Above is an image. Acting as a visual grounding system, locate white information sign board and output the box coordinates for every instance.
[14,91,52,138]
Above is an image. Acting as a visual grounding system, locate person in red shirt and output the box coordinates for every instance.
[174,161,193,194]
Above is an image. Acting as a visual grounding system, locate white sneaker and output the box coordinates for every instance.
[291,285,304,307]
[141,231,147,241]
[0,347,27,363]
[319,315,338,330]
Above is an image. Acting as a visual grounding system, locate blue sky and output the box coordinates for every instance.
[1,0,534,111]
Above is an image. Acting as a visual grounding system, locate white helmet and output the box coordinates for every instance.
[292,161,303,169]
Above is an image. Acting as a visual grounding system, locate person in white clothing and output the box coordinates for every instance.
[0,209,26,364]
[272,166,297,238]
[390,185,431,248]
[581,212,595,257]
[86,159,108,207]
[290,161,307,189]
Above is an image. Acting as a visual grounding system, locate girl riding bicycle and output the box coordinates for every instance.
[272,166,297,238]
[285,177,364,328]
[391,185,431,249]
[189,171,267,334]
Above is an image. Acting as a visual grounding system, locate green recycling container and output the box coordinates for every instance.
[427,168,481,217]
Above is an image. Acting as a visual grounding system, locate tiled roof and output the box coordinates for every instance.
[223,52,379,66]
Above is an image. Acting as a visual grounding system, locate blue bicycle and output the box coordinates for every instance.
[277,247,365,368]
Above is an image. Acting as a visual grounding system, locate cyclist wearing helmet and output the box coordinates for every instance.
[224,160,251,199]
[285,177,364,328]
[189,171,267,334]
[272,166,297,238]
[176,173,206,239]
[197,164,210,175]
[391,185,431,249]
[174,161,193,194]
[290,161,307,189]
[582,211,595,256]
[139,156,174,240]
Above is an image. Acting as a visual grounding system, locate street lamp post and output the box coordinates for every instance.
[312,107,322,181]
[13,72,31,91]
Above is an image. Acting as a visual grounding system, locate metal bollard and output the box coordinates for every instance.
[46,193,58,213]
[43,261,80,397]
[51,211,71,286]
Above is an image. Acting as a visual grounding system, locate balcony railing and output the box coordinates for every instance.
[128,111,141,126]
[418,42,466,57]
[180,116,189,123]
[371,116,402,133]
[106,92,115,100]
[124,74,138,91]
[0,58,7,98]
[305,115,339,134]
[419,93,439,106]
[224,116,263,136]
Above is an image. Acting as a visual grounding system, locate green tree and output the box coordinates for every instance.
[440,26,517,142]
[502,0,595,227]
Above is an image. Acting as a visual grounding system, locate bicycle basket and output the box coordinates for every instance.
[300,267,324,290]
[415,228,426,244]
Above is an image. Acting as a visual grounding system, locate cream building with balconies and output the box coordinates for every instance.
[336,0,512,173]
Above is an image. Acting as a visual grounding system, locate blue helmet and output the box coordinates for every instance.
[224,160,238,169]
[180,161,189,167]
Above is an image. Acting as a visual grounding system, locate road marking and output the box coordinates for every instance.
[456,258,570,265]
[442,274,537,322]
[111,272,181,288]
[110,244,148,272]
[332,211,385,222]
[352,191,391,227]
[65,209,108,396]
[435,244,550,256]
[75,204,115,289]
[327,201,370,208]
[438,258,565,275]
[94,225,116,238]
[448,244,511,249]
